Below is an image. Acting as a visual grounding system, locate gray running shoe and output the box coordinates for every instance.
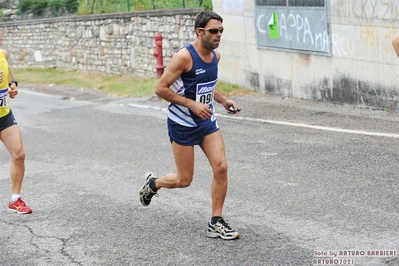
[139,171,158,206]
[207,217,240,240]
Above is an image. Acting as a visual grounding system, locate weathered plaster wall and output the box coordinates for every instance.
[213,0,399,110]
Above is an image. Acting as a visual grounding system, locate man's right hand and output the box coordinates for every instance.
[191,102,213,120]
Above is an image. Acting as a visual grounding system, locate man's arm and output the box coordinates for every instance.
[155,48,213,119]
[155,49,193,109]
[214,89,240,113]
[392,34,399,58]
[3,49,18,99]
[212,50,240,113]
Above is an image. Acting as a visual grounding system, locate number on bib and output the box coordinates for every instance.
[0,96,7,107]
[195,79,217,105]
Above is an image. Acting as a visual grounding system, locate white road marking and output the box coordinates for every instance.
[126,103,399,139]
[217,114,399,139]
[20,88,61,98]
[127,103,167,112]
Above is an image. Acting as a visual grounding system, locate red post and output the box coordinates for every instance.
[153,33,165,78]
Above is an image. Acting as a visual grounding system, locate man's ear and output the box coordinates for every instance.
[195,28,203,37]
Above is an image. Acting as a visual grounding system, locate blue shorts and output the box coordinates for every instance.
[0,111,17,132]
[168,119,219,146]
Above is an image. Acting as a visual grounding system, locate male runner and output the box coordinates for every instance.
[140,11,240,240]
[0,30,32,214]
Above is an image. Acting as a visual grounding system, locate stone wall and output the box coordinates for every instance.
[0,8,203,77]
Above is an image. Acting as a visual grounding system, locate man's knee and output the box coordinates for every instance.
[13,149,25,164]
[176,175,193,188]
[214,161,228,177]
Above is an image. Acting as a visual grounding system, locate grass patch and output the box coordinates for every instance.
[216,82,253,97]
[12,67,252,97]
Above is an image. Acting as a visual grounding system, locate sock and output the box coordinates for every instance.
[211,216,222,225]
[149,180,158,192]
[11,194,21,202]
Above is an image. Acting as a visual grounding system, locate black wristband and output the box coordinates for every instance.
[8,80,18,87]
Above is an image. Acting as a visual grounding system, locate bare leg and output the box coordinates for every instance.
[0,125,25,195]
[200,130,228,217]
[155,141,195,189]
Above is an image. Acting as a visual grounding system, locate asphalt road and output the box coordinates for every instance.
[0,85,398,266]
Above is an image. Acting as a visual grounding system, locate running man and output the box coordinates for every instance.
[0,30,32,214]
[140,11,240,240]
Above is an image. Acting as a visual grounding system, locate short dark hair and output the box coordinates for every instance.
[194,11,223,29]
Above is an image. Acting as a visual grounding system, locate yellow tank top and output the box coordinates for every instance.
[0,50,10,118]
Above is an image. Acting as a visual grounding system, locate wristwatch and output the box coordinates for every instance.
[8,80,18,87]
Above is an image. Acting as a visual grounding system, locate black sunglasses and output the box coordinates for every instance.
[198,28,224,34]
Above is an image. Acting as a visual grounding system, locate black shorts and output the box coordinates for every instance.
[168,119,219,146]
[0,111,17,132]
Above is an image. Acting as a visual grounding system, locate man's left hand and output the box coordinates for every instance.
[8,84,18,99]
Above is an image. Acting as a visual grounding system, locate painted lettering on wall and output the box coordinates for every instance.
[255,7,331,55]
[335,0,398,56]
[332,33,355,57]
[337,0,399,21]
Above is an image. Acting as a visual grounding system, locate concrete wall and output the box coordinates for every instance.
[213,0,399,110]
[0,8,202,77]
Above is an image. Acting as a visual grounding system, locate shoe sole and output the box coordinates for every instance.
[8,208,32,214]
[206,231,240,240]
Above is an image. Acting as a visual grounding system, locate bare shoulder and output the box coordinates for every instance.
[0,49,8,58]
[173,47,192,64]
[214,49,221,62]
[157,47,192,87]
[169,47,192,72]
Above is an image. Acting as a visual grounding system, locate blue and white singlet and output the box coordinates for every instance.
[167,44,218,127]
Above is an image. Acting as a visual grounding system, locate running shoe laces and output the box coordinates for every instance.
[139,171,158,206]
[207,217,240,240]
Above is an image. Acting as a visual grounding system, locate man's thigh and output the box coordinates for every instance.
[200,130,226,166]
[172,141,195,178]
[0,124,23,156]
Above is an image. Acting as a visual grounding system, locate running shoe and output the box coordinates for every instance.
[8,197,33,214]
[139,171,158,206]
[207,217,240,240]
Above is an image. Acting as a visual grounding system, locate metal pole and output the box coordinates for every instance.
[19,0,22,20]
[52,0,57,17]
[112,0,116,12]
[90,0,95,14]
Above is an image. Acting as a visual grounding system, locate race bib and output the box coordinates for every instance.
[195,79,216,105]
[0,95,7,107]
[0,89,8,108]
